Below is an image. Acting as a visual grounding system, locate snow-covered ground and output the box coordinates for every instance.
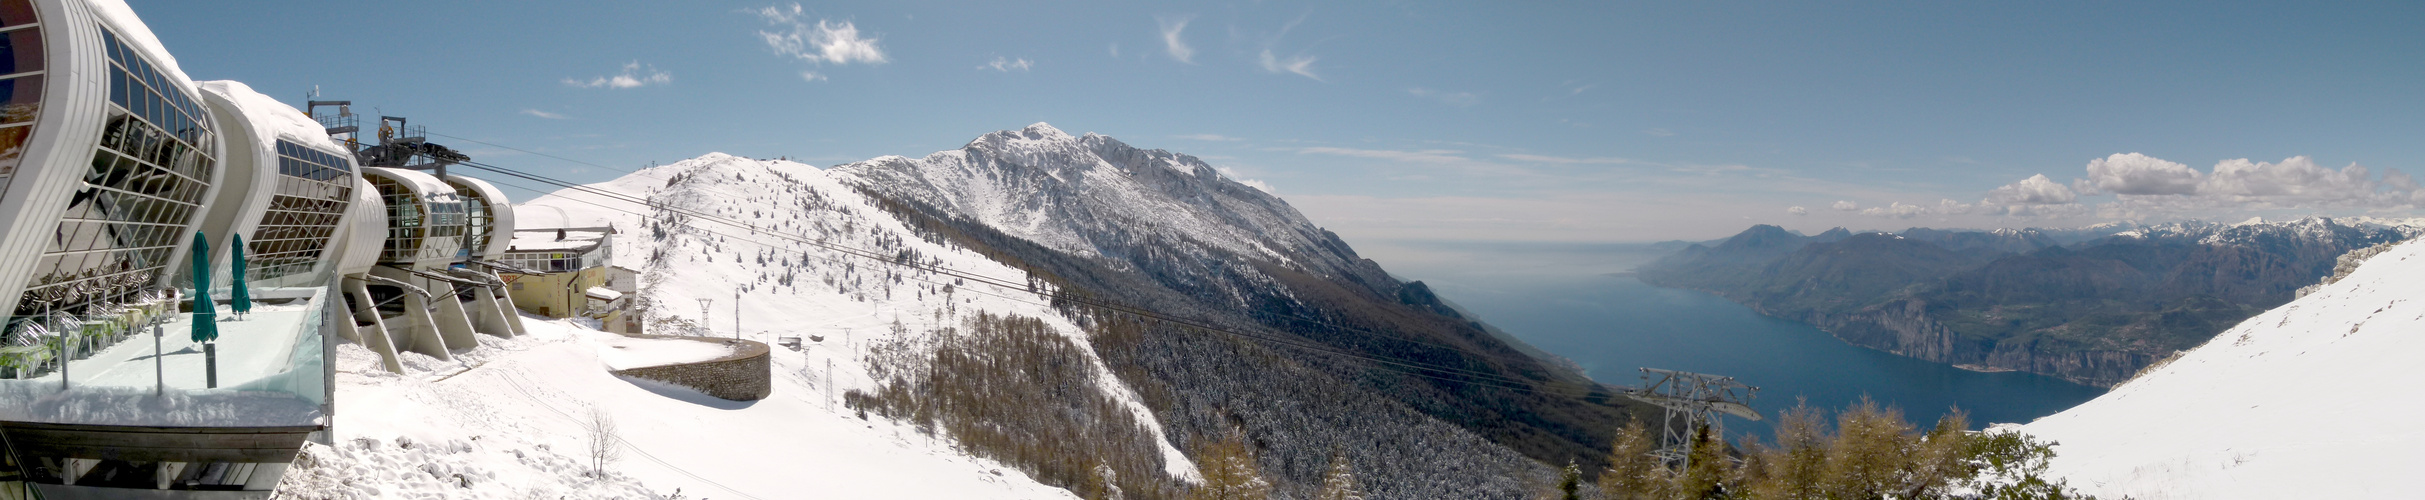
[283,316,1081,499]
[595,335,733,370]
[281,152,1210,498]
[2018,239,2425,499]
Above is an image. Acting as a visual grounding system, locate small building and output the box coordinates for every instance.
[497,207,635,333]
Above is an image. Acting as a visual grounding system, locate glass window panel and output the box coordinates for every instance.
[110,68,128,108]
[0,75,40,124]
[0,0,31,28]
[0,27,40,75]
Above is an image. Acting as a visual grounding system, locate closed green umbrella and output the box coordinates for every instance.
[190,231,217,343]
[230,233,251,318]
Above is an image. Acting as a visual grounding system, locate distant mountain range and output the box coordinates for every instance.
[1636,218,2421,387]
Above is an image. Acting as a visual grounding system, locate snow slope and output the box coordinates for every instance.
[281,317,1078,499]
[280,151,1209,498]
[2017,238,2425,499]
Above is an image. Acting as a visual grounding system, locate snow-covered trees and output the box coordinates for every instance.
[1313,452,1365,500]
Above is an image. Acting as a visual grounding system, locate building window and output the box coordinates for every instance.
[245,139,352,282]
[10,23,218,323]
[0,7,41,203]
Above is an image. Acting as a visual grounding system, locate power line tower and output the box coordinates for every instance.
[1625,367,1760,470]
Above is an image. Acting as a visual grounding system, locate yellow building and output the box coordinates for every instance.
[496,224,639,333]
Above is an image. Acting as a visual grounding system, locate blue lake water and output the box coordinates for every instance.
[1372,241,2106,438]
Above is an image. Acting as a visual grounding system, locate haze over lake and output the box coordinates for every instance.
[1371,240,2108,437]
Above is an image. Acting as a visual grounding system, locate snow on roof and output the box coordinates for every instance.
[196,80,351,156]
[505,229,606,253]
[362,167,458,202]
[511,204,573,229]
[88,0,191,83]
[583,286,621,302]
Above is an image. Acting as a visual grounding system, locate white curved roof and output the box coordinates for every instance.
[335,176,385,276]
[194,80,351,156]
[445,174,516,256]
[363,167,458,201]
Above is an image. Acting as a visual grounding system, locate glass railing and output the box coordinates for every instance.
[0,264,333,428]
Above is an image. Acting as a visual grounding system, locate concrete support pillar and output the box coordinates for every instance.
[494,278,528,336]
[427,279,481,351]
[342,278,404,374]
[370,267,453,362]
[469,284,515,338]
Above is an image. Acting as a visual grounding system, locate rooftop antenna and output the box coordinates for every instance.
[1626,367,1760,470]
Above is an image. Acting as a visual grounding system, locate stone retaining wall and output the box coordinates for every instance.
[609,335,770,401]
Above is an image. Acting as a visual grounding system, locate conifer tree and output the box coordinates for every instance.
[1555,459,1582,500]
[1313,451,1366,500]
[1822,397,1915,499]
[1189,429,1272,500]
[1598,417,1661,500]
[1673,425,1729,499]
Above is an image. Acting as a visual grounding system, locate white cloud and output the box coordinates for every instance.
[799,71,827,82]
[979,56,1033,72]
[1298,147,1468,164]
[1174,134,1243,142]
[1157,15,1195,64]
[519,109,569,119]
[2198,156,2377,203]
[1787,206,1809,216]
[755,4,887,69]
[1859,202,1931,219]
[1497,154,1629,165]
[2085,153,2202,195]
[1985,174,2079,205]
[1108,43,1121,58]
[1407,87,1479,107]
[1258,50,1320,81]
[1217,167,1276,195]
[1831,200,1858,211]
[562,61,672,89]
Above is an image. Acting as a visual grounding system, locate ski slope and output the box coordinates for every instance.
[2018,239,2425,499]
[278,152,1205,498]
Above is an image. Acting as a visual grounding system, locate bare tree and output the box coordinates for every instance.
[586,407,623,478]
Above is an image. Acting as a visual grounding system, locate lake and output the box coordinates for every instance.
[1369,240,2107,438]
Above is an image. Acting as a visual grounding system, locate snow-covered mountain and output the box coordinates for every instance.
[831,123,1351,276]
[293,152,1197,498]
[2016,237,2425,499]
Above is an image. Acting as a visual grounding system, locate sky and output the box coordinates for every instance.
[130,0,2425,245]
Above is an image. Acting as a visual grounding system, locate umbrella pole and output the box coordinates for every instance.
[205,342,216,389]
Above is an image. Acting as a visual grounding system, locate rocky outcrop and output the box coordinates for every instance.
[610,336,771,401]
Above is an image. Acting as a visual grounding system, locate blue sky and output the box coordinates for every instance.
[132,1,2425,244]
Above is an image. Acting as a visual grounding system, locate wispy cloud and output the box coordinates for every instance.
[1174,134,1244,142]
[519,109,569,120]
[1298,147,1470,164]
[979,56,1033,72]
[562,61,671,89]
[753,3,886,80]
[1258,50,1320,81]
[1407,87,1479,107]
[1498,153,1629,165]
[1157,15,1195,64]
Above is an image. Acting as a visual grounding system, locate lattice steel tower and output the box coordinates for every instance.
[1625,367,1760,469]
